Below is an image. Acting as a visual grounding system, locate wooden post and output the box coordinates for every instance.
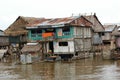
[82,27,85,58]
[73,38,76,57]
[41,42,44,60]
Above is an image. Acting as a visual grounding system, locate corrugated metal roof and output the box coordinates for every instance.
[27,16,92,29]
[117,27,120,31]
[111,26,120,35]
[21,43,42,53]
[0,30,4,36]
[104,25,116,32]
[38,16,79,27]
[26,17,50,27]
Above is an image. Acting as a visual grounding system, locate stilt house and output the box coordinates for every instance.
[27,16,93,59]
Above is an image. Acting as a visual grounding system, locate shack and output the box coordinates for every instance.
[102,24,117,59]
[4,16,49,49]
[111,26,120,59]
[21,43,42,64]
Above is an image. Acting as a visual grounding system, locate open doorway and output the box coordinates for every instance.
[49,41,54,53]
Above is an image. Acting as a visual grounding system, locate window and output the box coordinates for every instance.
[59,42,68,46]
[31,30,36,34]
[31,29,42,34]
[102,33,105,36]
[45,28,55,32]
[62,27,70,32]
[37,29,42,34]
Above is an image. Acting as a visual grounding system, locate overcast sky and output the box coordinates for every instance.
[0,0,120,30]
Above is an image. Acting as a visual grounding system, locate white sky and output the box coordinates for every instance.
[0,0,120,30]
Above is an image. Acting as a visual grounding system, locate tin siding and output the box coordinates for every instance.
[102,33,111,40]
[54,41,74,54]
[0,31,4,36]
[93,33,102,44]
[116,37,120,48]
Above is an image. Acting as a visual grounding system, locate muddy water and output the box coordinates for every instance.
[0,57,120,80]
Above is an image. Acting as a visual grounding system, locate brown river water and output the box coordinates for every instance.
[0,57,120,80]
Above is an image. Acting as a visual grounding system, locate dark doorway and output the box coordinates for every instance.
[49,41,54,53]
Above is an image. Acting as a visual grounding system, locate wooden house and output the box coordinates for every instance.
[4,16,48,49]
[26,16,93,59]
[83,14,104,54]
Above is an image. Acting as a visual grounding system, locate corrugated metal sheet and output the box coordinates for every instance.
[27,18,50,27]
[21,43,42,53]
[93,34,102,44]
[104,25,116,32]
[111,26,120,36]
[0,30,4,36]
[26,16,92,29]
[38,16,79,27]
[116,37,120,48]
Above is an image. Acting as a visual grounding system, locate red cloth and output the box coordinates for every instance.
[42,32,54,38]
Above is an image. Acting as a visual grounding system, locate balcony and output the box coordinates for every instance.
[30,31,74,41]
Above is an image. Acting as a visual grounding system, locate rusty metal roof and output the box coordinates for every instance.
[104,25,117,32]
[26,17,50,27]
[26,16,92,29]
[111,26,120,35]
[38,16,79,27]
[21,43,42,53]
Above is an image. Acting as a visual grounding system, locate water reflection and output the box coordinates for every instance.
[20,62,55,80]
[55,62,75,80]
[1,57,120,80]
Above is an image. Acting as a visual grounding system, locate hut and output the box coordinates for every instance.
[21,43,42,64]
[4,16,48,49]
[110,25,120,59]
[102,24,117,59]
